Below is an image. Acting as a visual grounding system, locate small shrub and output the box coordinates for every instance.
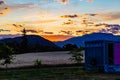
[69,47,84,64]
[34,59,42,67]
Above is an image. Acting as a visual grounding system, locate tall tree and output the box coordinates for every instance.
[21,28,28,52]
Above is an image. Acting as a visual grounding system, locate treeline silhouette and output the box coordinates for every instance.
[0,42,61,54]
[0,29,79,54]
[0,42,78,54]
[0,29,61,54]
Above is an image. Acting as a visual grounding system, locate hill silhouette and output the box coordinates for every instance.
[0,35,60,54]
[55,33,120,47]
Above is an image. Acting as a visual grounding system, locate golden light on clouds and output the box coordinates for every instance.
[0,7,10,16]
[0,0,120,41]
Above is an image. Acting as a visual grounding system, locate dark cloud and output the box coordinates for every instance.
[13,24,23,28]
[26,30,38,33]
[4,7,9,10]
[61,14,78,18]
[76,30,82,33]
[98,24,120,34]
[85,13,98,16]
[0,12,3,14]
[62,19,73,25]
[60,30,73,35]
[0,1,4,5]
[76,30,90,35]
[95,24,107,27]
[98,29,108,33]
[110,25,120,31]
[44,32,53,34]
[0,29,10,32]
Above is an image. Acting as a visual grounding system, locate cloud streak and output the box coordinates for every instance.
[102,12,120,20]
[23,20,58,24]
[8,3,36,9]
[61,14,78,18]
[84,12,120,22]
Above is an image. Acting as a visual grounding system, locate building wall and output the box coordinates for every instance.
[85,40,120,72]
[85,41,104,70]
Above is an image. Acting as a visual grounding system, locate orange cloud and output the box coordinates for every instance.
[0,7,10,16]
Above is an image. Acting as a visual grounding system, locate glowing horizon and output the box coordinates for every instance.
[0,0,120,41]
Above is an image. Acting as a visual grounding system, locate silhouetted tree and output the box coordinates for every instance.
[21,28,28,53]
[0,44,15,70]
[69,47,84,64]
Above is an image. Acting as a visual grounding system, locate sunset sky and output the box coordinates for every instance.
[0,0,120,41]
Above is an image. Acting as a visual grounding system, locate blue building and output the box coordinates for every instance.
[85,40,120,72]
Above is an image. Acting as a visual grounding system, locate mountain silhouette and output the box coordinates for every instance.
[0,35,60,53]
[0,35,57,47]
[55,33,120,47]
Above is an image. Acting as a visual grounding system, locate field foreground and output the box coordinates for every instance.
[0,51,75,68]
[0,51,120,80]
[0,67,120,80]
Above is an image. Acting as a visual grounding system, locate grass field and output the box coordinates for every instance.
[0,66,120,80]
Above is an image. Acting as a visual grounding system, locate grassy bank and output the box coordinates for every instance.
[0,66,120,80]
